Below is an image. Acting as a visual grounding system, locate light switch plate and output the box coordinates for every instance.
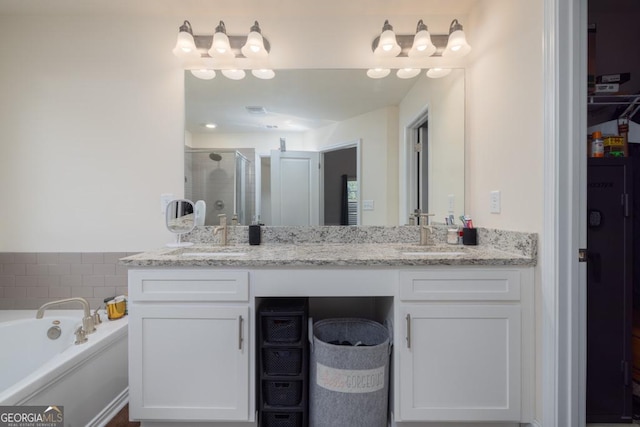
[363,200,375,211]
[490,190,501,214]
[448,194,455,212]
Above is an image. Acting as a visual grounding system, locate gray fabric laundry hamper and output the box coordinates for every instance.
[309,318,391,427]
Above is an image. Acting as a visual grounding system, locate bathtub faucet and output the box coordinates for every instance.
[36,297,96,335]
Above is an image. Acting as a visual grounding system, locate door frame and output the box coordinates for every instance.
[400,106,430,224]
[319,139,362,226]
[543,0,588,426]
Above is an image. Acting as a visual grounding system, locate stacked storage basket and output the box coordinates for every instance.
[259,298,309,427]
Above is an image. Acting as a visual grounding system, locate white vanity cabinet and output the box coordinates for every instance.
[127,269,253,422]
[395,268,535,423]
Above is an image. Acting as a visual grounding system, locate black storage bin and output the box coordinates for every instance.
[263,316,303,343]
[263,348,303,376]
[264,380,303,407]
[262,411,303,427]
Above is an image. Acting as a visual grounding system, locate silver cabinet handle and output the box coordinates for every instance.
[238,315,244,350]
[406,313,411,349]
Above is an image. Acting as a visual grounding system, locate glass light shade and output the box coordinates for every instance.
[252,69,275,80]
[172,31,198,58]
[374,29,401,57]
[221,69,246,80]
[426,68,452,78]
[397,68,421,79]
[443,29,471,57]
[210,32,232,56]
[190,69,216,80]
[242,31,268,59]
[366,68,390,79]
[408,29,436,57]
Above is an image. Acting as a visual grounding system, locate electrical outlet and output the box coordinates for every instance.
[363,200,375,211]
[490,190,501,214]
[448,194,455,212]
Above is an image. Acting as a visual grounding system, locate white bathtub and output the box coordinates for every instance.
[0,310,128,427]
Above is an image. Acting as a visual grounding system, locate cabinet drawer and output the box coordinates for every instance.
[399,269,521,301]
[129,269,249,302]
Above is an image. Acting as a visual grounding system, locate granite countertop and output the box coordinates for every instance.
[120,242,536,268]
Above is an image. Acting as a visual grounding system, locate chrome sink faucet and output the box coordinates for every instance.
[419,213,434,246]
[36,297,96,334]
[213,214,228,246]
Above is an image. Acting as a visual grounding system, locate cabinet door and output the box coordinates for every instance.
[129,304,250,421]
[398,304,521,422]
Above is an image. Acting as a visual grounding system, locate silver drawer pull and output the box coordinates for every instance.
[406,313,411,349]
[238,315,244,350]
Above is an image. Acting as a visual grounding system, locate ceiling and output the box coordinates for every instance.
[185,69,428,134]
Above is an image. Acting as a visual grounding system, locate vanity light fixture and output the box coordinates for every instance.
[209,21,234,59]
[241,21,268,59]
[367,18,471,80]
[426,68,452,78]
[172,20,275,80]
[190,69,216,80]
[408,20,436,58]
[397,68,421,79]
[172,21,199,59]
[366,68,391,79]
[373,20,401,57]
[443,19,472,57]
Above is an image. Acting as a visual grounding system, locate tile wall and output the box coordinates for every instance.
[0,252,136,310]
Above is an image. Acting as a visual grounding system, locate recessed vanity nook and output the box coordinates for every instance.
[121,226,537,427]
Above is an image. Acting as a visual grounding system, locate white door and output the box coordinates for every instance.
[398,304,521,422]
[270,150,319,225]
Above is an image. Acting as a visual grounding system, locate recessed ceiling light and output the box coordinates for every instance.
[204,123,217,129]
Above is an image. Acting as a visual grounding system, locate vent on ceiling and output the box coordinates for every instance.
[266,125,278,129]
[245,106,267,115]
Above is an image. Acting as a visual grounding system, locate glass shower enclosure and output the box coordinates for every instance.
[185,149,255,226]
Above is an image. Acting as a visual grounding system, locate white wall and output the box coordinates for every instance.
[0,14,184,252]
[465,0,544,233]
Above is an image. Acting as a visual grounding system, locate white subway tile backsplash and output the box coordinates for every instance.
[93,264,115,276]
[37,276,60,287]
[94,287,117,299]
[71,264,94,276]
[59,253,83,264]
[48,264,71,276]
[15,276,38,287]
[4,264,26,276]
[71,287,94,298]
[5,287,26,298]
[0,276,15,286]
[49,287,71,298]
[13,254,36,264]
[82,276,105,287]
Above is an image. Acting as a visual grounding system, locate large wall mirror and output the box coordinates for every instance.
[184,68,464,226]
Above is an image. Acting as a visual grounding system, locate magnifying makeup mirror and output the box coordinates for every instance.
[165,199,196,247]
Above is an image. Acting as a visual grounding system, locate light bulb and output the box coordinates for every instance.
[252,69,275,80]
[397,68,421,79]
[426,68,452,78]
[366,68,390,79]
[190,69,216,80]
[221,69,246,80]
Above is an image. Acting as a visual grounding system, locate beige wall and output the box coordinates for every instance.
[465,0,544,233]
[0,2,544,251]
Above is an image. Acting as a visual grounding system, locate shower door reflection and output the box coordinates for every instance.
[185,149,255,225]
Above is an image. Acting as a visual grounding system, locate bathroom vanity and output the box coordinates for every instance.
[122,228,537,427]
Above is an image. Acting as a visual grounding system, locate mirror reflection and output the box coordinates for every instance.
[165,199,196,247]
[184,68,465,226]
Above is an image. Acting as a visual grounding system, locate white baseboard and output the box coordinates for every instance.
[88,387,129,427]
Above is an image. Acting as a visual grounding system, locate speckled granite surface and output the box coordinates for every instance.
[121,226,537,267]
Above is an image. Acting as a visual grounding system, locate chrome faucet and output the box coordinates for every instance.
[213,214,228,246]
[36,297,96,334]
[419,213,434,246]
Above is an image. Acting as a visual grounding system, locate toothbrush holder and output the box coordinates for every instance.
[462,228,478,245]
